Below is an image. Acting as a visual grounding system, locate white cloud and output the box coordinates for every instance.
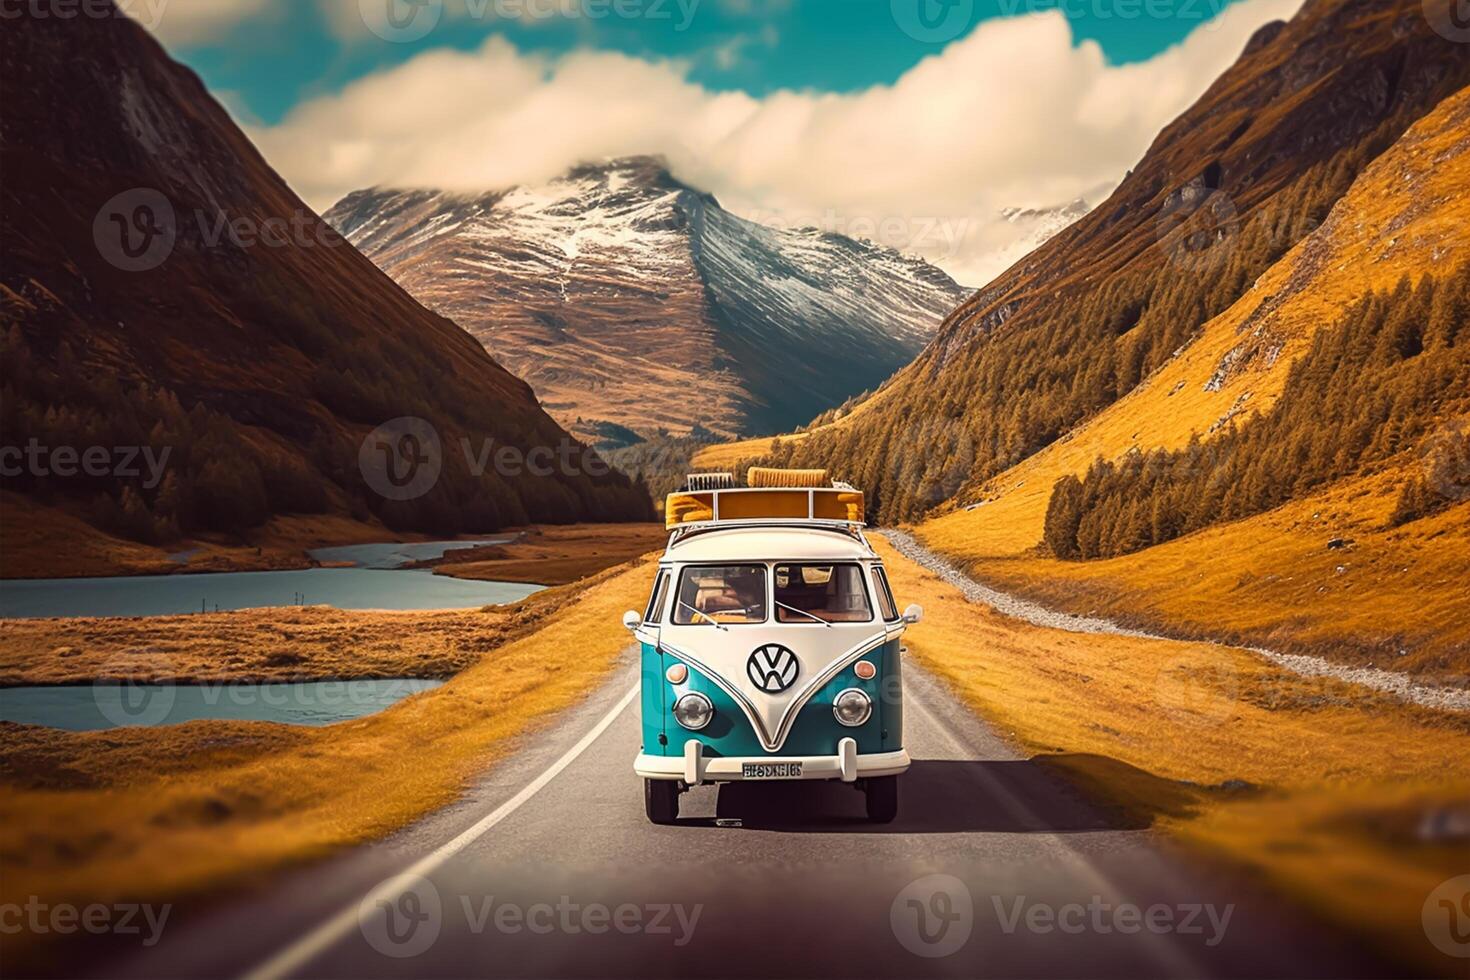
[125,0,277,44]
[702,23,780,71]
[250,0,1302,284]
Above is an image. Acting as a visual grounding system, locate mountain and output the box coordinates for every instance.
[919,82,1470,677]
[0,6,651,566]
[325,158,969,445]
[740,0,1470,524]
[990,198,1092,273]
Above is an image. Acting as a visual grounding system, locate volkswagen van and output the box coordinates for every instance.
[623,469,920,824]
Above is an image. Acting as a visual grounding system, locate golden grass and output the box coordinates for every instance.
[872,534,1469,975]
[917,88,1470,678]
[0,557,656,960]
[689,433,805,472]
[923,88,1470,554]
[921,467,1470,677]
[2,601,549,687]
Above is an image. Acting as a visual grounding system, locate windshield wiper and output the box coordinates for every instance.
[775,601,832,627]
[678,600,729,631]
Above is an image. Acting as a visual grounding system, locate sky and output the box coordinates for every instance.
[130,0,1304,284]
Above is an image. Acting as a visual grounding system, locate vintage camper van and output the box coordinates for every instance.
[623,469,920,824]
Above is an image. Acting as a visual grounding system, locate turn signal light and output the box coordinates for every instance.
[854,660,876,680]
[665,663,689,684]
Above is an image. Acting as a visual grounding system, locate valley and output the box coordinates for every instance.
[3,539,1464,975]
[2,1,1468,977]
[0,11,652,583]
[694,0,1470,683]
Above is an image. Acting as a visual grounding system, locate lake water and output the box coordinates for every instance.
[0,568,542,619]
[0,536,541,619]
[307,538,512,569]
[0,679,444,730]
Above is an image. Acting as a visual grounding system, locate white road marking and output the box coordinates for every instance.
[243,683,640,980]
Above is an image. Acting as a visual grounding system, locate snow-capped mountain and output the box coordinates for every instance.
[326,157,969,444]
[989,198,1092,274]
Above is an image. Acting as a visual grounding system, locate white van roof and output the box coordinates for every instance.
[664,525,877,563]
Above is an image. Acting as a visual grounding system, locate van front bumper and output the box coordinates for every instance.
[635,738,910,785]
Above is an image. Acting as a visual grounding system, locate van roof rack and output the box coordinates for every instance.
[664,469,865,531]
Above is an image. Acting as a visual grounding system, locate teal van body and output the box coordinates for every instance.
[627,518,917,824]
[639,636,904,759]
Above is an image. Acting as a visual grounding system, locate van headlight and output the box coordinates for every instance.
[832,688,872,727]
[673,693,714,730]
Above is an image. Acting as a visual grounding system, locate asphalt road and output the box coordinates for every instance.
[92,658,1392,980]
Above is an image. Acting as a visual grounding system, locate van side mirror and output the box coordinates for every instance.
[622,610,642,632]
[902,604,923,625]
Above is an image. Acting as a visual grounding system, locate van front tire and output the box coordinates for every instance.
[865,775,899,823]
[644,778,680,824]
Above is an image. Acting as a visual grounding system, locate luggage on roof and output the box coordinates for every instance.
[746,467,829,488]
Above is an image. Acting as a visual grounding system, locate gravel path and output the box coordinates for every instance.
[882,529,1470,713]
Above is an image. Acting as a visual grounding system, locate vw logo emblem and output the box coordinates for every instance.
[747,645,800,693]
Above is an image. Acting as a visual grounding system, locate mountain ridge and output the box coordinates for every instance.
[326,157,969,445]
[737,0,1470,523]
[0,6,650,569]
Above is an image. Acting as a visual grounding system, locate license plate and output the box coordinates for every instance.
[741,762,802,779]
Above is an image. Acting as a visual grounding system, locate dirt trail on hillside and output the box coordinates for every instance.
[882,530,1470,713]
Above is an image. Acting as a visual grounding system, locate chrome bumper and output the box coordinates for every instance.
[635,738,910,784]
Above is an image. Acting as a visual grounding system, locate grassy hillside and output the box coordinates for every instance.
[0,8,651,570]
[739,0,1470,524]
[917,84,1470,677]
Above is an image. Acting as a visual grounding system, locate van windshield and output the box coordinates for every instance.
[673,565,767,625]
[774,563,873,624]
